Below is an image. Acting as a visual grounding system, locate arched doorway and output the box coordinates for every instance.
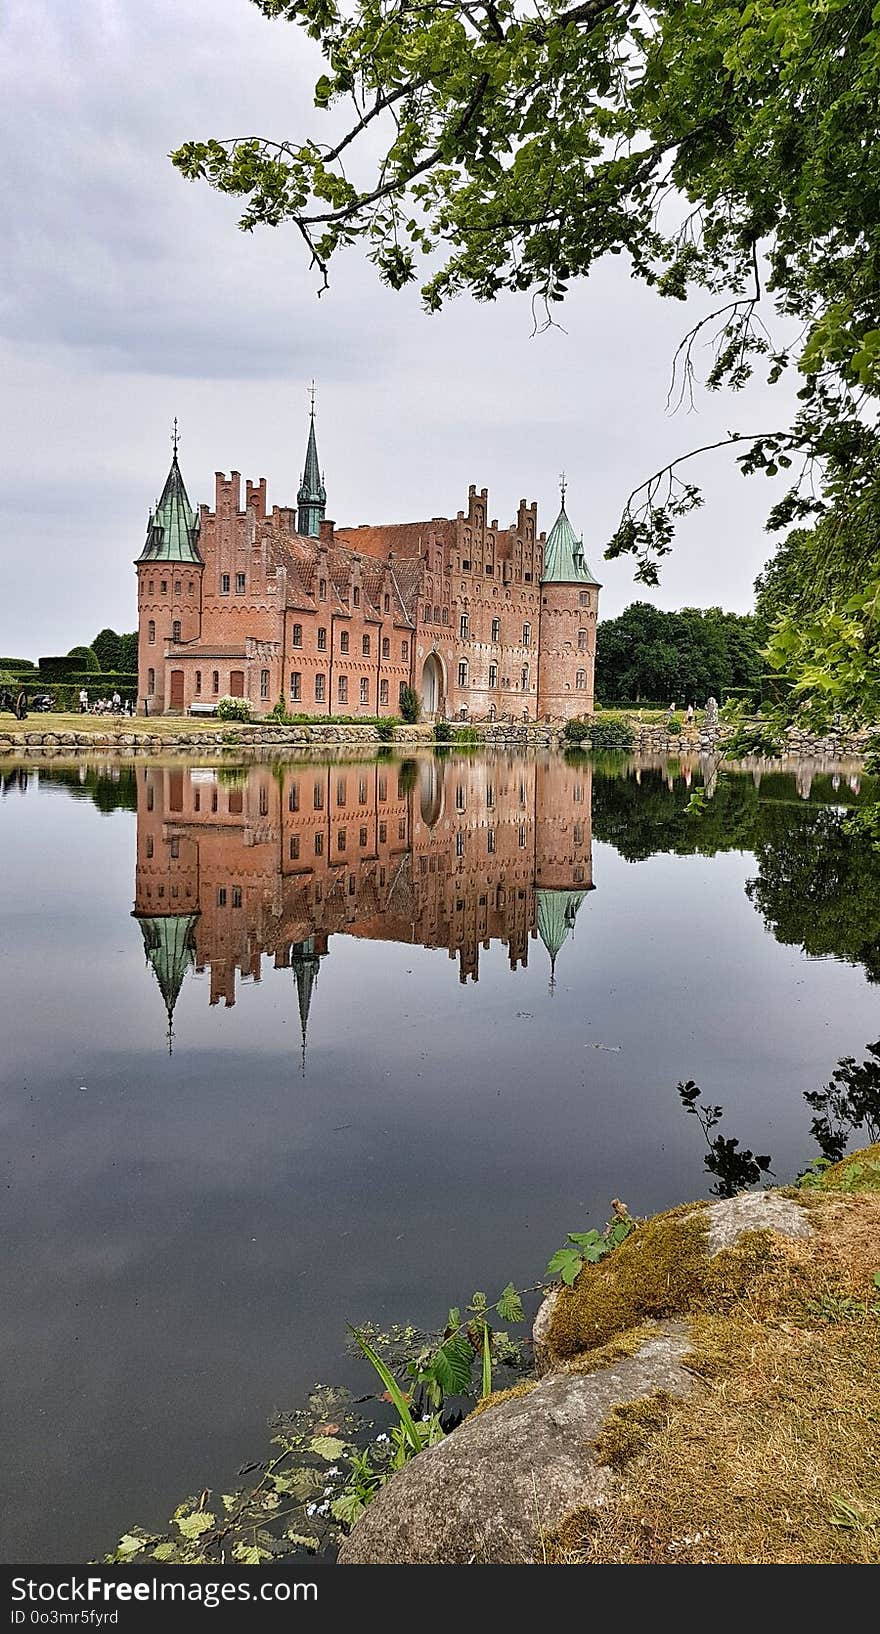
[421,652,445,717]
[418,757,444,827]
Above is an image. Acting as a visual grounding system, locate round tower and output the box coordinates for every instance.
[135,423,203,715]
[537,482,600,720]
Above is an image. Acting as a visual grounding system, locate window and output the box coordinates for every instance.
[148,620,155,644]
[314,832,324,855]
[217,888,227,907]
[487,783,495,808]
[384,593,390,612]
[160,579,167,594]
[358,777,368,803]
[434,605,440,623]
[174,579,181,596]
[353,586,360,607]
[579,591,589,608]
[424,604,432,623]
[228,787,243,816]
[488,663,498,689]
[460,613,469,640]
[337,777,347,806]
[289,836,300,860]
[146,836,154,857]
[317,626,327,651]
[147,667,155,695]
[220,573,230,594]
[519,824,527,848]
[491,617,500,642]
[188,580,194,595]
[576,669,587,690]
[313,782,324,810]
[455,784,465,812]
[381,636,390,658]
[260,669,270,699]
[362,634,370,656]
[172,620,181,642]
[319,577,327,600]
[290,672,301,702]
[232,886,242,908]
[359,825,368,848]
[379,820,387,843]
[523,622,531,646]
[360,677,369,705]
[398,681,407,707]
[236,572,246,594]
[292,623,303,648]
[315,673,326,702]
[402,640,409,662]
[338,675,348,705]
[456,831,465,857]
[259,787,269,816]
[487,828,496,854]
[337,829,347,853]
[212,670,219,695]
[574,822,584,845]
[340,631,349,654]
[380,679,389,706]
[578,628,587,651]
[211,788,218,812]
[148,579,154,594]
[398,818,406,840]
[458,660,468,688]
[289,782,299,811]
[195,671,201,695]
[521,667,529,691]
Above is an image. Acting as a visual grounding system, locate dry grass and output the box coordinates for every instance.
[550,1191,880,1565]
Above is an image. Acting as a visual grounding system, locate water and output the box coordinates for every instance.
[1,750,878,1561]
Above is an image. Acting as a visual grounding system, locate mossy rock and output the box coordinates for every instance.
[815,1143,880,1193]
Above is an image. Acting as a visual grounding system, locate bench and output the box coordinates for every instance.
[189,701,218,717]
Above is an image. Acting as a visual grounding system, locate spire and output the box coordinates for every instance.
[137,424,202,564]
[541,485,600,587]
[290,936,323,1074]
[297,385,327,537]
[134,911,199,1052]
[536,888,588,991]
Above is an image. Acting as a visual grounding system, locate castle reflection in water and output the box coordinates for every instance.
[133,755,595,1053]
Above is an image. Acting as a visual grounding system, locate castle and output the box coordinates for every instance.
[135,403,600,720]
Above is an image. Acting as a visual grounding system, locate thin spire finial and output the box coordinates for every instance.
[308,379,316,417]
[171,416,179,458]
[559,470,567,508]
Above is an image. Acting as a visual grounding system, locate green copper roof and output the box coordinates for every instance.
[138,450,202,564]
[536,888,588,983]
[541,501,599,586]
[297,406,327,538]
[135,911,198,1047]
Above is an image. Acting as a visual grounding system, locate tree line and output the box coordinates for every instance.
[595,604,763,707]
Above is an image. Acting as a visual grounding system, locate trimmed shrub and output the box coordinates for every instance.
[588,714,635,751]
[92,629,122,671]
[0,657,35,670]
[562,717,590,747]
[216,695,252,723]
[67,645,100,672]
[399,685,421,723]
[433,720,452,743]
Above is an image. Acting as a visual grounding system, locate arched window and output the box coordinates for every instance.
[212,670,219,695]
[578,628,587,651]
[522,622,531,646]
[174,579,181,596]
[576,669,587,690]
[147,668,155,695]
[172,620,181,643]
[195,671,202,695]
[292,623,303,648]
[148,620,155,644]
[381,636,390,658]
[458,660,469,688]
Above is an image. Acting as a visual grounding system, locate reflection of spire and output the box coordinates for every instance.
[290,936,323,1074]
[536,888,588,991]
[134,912,199,1053]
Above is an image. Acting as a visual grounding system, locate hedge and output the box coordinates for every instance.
[0,657,35,670]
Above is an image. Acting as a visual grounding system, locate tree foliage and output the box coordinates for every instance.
[596,602,762,704]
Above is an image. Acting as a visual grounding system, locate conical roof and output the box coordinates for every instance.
[290,936,323,1071]
[297,403,327,537]
[541,500,599,586]
[536,888,588,982]
[137,449,202,564]
[135,911,198,1045]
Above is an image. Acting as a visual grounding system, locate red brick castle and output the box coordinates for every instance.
[136,402,600,719]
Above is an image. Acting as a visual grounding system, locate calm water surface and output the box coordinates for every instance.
[1,750,879,1560]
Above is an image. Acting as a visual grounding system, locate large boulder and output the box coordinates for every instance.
[338,1322,698,1565]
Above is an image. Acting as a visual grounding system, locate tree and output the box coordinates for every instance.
[595,602,761,704]
[118,632,139,673]
[92,628,122,672]
[67,645,100,673]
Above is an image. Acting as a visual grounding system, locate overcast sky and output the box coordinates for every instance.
[0,0,798,657]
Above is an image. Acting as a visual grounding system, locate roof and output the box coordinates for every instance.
[134,910,199,1047]
[138,451,202,565]
[536,887,588,982]
[541,501,599,586]
[334,519,455,560]
[297,411,326,509]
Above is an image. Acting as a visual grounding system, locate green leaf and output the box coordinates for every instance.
[873,1271,880,1289]
[351,1327,422,1454]
[567,1230,602,1247]
[115,1533,147,1560]
[547,1246,584,1285]
[175,1510,215,1540]
[309,1435,347,1461]
[481,1323,492,1400]
[432,1332,475,1396]
[496,1281,524,1324]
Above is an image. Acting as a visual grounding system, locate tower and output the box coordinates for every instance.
[537,479,601,720]
[135,423,203,714]
[296,385,327,538]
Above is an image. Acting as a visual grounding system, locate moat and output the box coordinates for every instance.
[2,749,879,1561]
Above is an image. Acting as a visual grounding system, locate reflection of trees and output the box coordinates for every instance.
[678,1080,772,1199]
[34,765,139,813]
[746,805,880,983]
[805,1042,880,1161]
[591,766,759,861]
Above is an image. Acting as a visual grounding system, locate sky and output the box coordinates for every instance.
[0,0,799,658]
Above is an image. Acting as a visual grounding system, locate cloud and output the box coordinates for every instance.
[0,0,800,654]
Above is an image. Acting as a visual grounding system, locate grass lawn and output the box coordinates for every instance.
[0,711,228,737]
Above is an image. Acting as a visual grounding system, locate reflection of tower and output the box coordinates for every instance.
[290,935,325,1074]
[135,911,199,1052]
[534,757,595,988]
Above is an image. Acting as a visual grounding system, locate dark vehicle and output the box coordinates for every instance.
[29,693,55,712]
